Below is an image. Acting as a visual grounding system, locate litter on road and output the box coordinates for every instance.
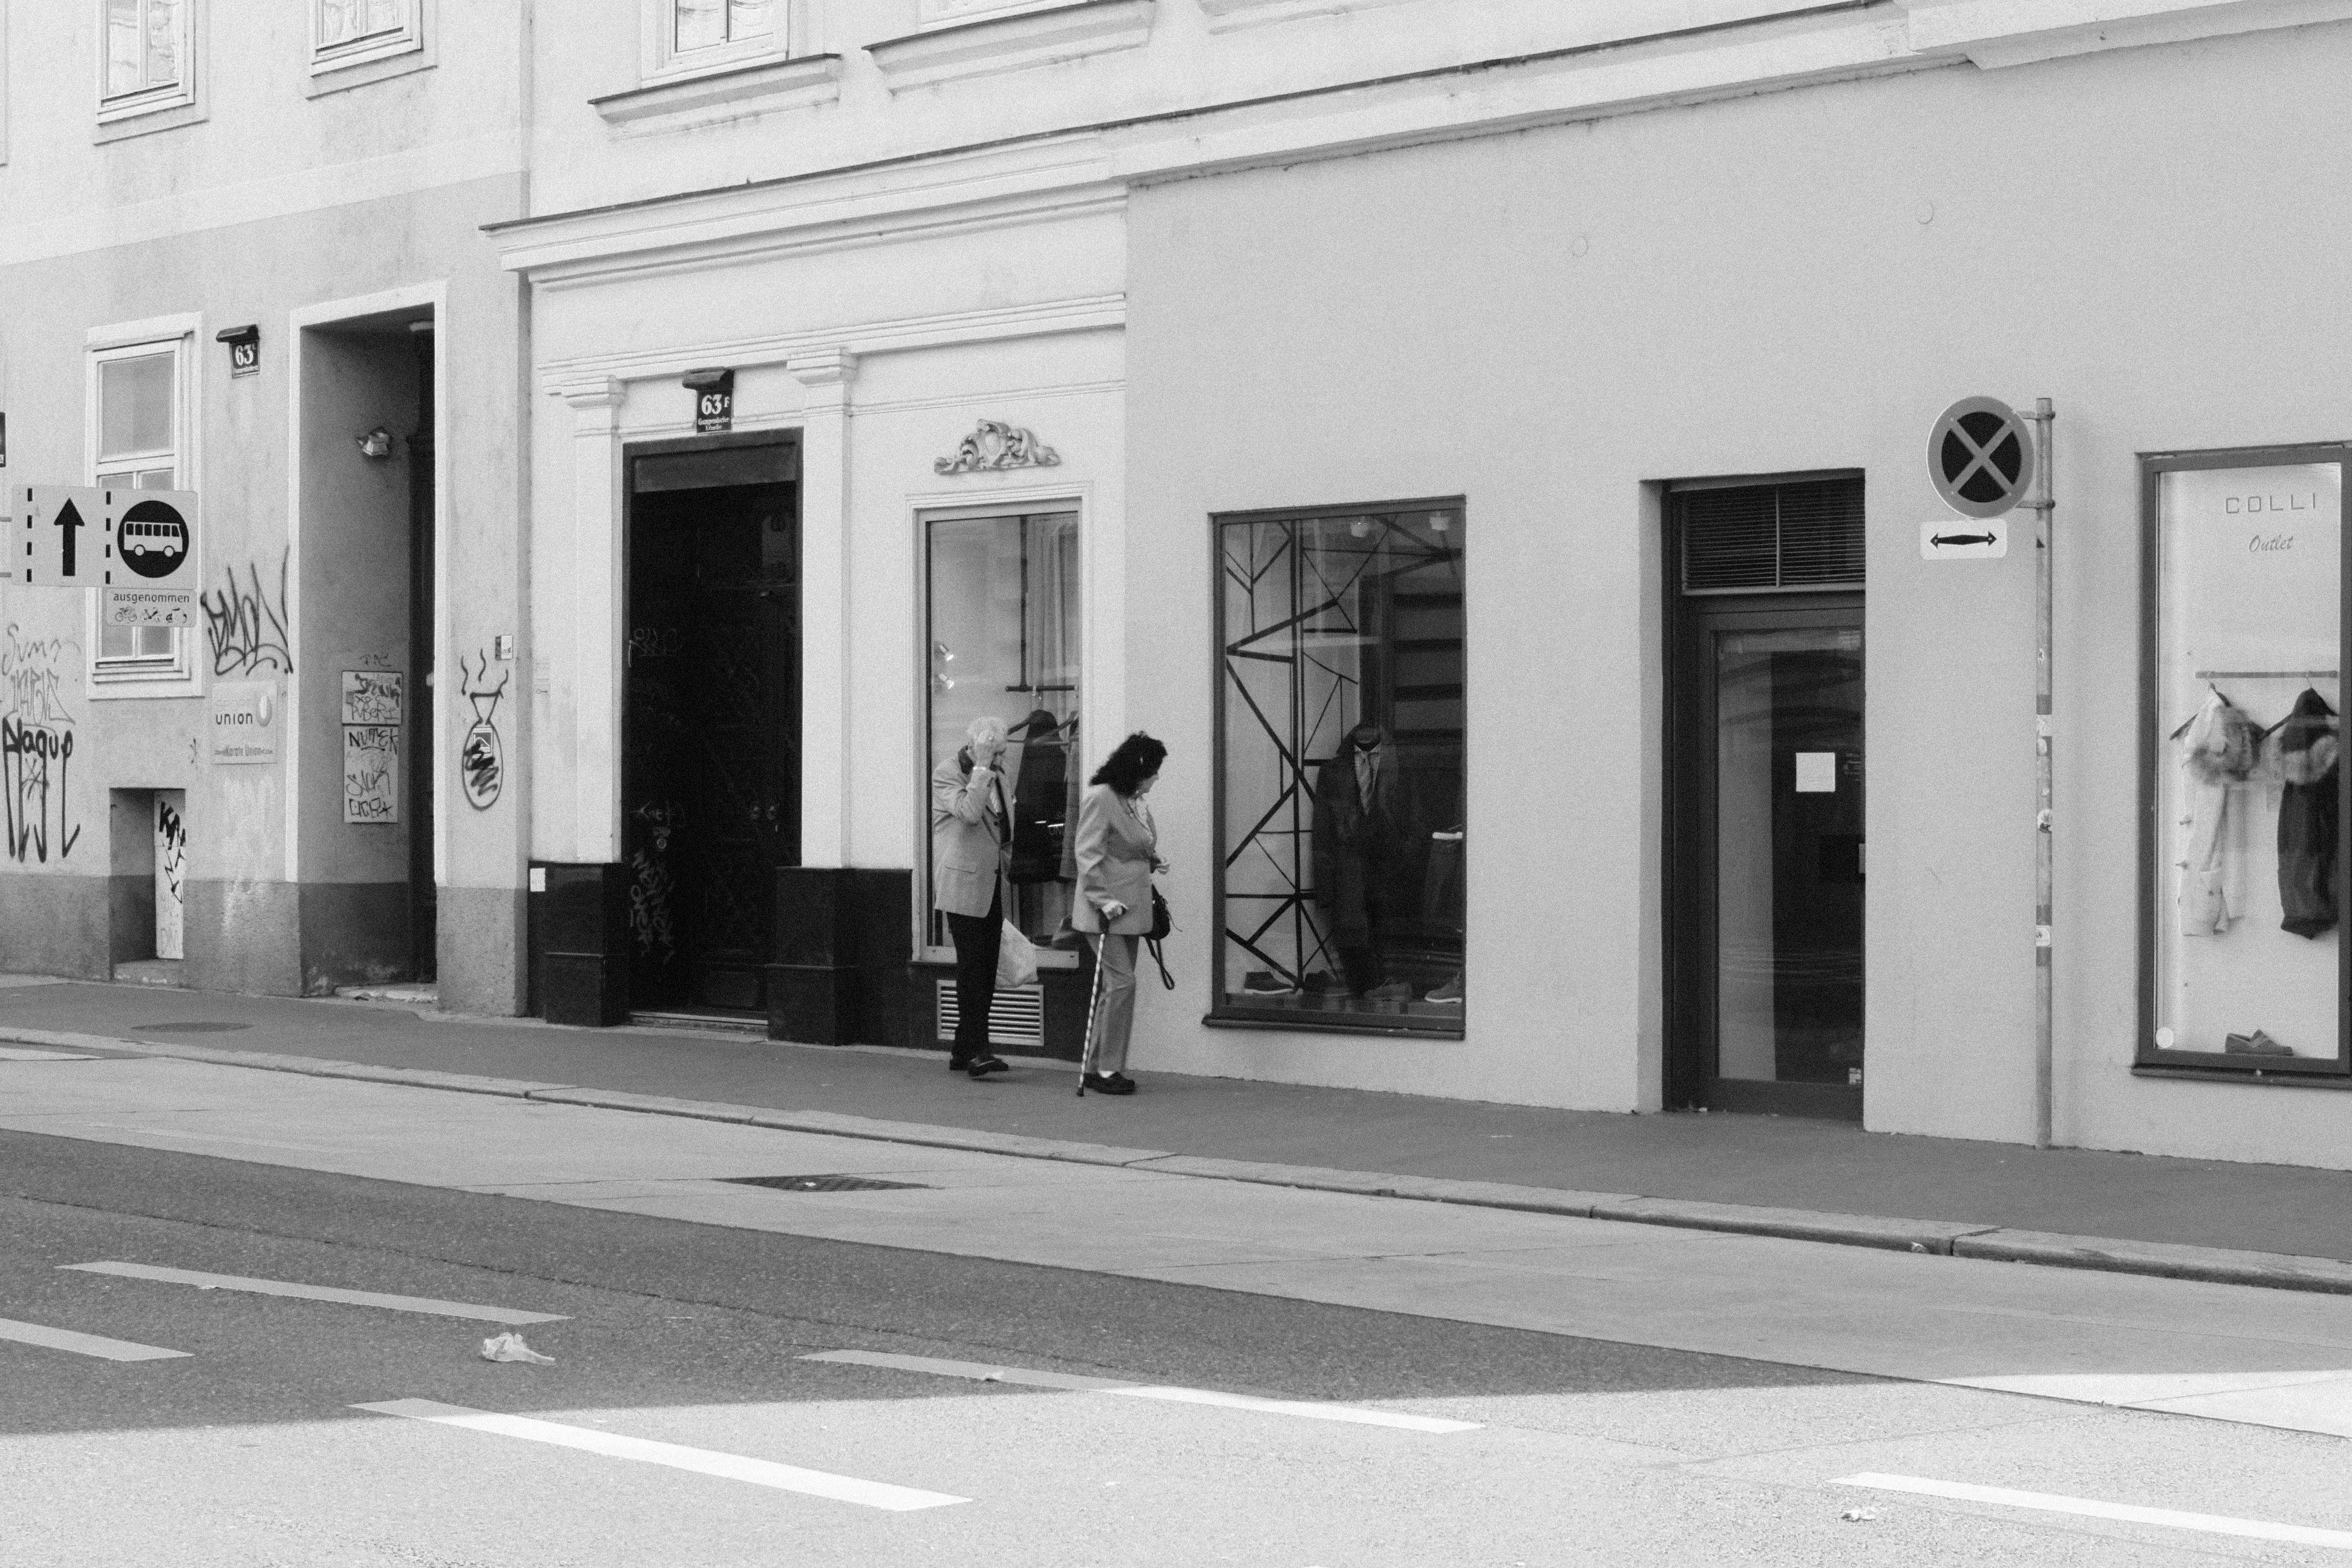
[479,1332,555,1364]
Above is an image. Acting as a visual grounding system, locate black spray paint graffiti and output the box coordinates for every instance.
[459,650,510,810]
[2,719,80,864]
[628,801,680,961]
[200,549,293,678]
[0,626,81,864]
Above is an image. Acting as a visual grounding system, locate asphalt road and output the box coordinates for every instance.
[7,1127,2352,1567]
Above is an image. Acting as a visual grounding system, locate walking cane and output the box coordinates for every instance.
[1075,933,1105,1097]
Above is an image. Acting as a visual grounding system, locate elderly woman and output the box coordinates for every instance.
[932,715,1014,1079]
[1073,731,1169,1096]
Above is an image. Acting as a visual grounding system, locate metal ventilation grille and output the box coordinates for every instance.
[935,981,1045,1048]
[1679,478,1865,593]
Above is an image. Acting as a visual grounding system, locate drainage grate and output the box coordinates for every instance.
[721,1174,930,1194]
[131,1022,252,1034]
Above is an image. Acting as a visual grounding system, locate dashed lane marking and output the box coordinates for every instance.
[1837,1474,2352,1551]
[353,1400,969,1511]
[802,1349,1482,1433]
[0,1315,189,1362]
[61,1262,569,1325]
[0,1046,94,1060]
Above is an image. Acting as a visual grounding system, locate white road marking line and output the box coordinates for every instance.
[802,1349,1481,1433]
[1837,1473,2352,1550]
[60,1262,568,1325]
[0,1315,189,1362]
[353,1400,968,1511]
[0,1046,93,1060]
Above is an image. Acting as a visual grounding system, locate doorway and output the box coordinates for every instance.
[622,436,801,1016]
[1666,477,1866,1118]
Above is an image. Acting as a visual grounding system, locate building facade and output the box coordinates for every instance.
[11,0,2352,1174]
[0,1,531,1011]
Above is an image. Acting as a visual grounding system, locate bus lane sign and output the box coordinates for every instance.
[11,487,200,622]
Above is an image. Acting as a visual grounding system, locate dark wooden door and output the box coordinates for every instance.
[624,474,800,1015]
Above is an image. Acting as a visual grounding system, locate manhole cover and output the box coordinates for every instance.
[721,1175,929,1193]
[131,1022,252,1034]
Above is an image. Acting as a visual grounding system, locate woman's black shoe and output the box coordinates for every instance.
[1083,1071,1135,1096]
[966,1054,1011,1078]
[947,1054,973,1073]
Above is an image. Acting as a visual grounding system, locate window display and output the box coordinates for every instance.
[921,510,1082,965]
[1214,502,1465,1031]
[2143,450,2350,1075]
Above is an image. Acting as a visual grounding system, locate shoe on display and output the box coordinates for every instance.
[967,1053,1011,1077]
[1363,980,1413,1002]
[1240,970,1298,995]
[1083,1071,1136,1096]
[2224,1030,2293,1056]
[1299,971,1338,993]
[1425,972,1464,1005]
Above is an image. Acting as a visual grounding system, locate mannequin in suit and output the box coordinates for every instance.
[1313,722,1419,998]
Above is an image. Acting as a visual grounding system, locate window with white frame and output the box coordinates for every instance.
[91,340,190,675]
[648,0,780,78]
[100,0,191,118]
[314,0,421,73]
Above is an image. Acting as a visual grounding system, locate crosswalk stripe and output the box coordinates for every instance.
[1837,1474,2352,1550]
[0,1315,189,1362]
[802,1349,1481,1433]
[62,1261,567,1325]
[354,1400,969,1511]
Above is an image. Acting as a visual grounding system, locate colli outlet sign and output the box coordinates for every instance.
[2224,491,2322,514]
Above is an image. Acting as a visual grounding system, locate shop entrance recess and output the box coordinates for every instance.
[622,434,802,1017]
[1666,476,1866,1118]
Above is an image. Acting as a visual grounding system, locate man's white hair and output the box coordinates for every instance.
[967,714,1008,750]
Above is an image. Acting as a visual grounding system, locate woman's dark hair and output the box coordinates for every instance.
[1090,731,1168,795]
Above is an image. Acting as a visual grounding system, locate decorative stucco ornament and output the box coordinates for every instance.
[935,420,1060,474]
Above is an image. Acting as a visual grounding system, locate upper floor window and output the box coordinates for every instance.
[315,0,423,74]
[90,338,194,679]
[101,0,188,116]
[647,0,782,79]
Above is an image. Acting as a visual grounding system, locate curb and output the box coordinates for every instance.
[18,1027,2352,1298]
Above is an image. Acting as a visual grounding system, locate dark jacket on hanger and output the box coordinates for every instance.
[2276,687,2340,938]
[1312,733,1422,946]
[1008,708,1069,884]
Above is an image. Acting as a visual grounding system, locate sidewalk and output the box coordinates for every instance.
[5,976,2351,1287]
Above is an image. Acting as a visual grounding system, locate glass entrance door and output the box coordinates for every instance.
[1671,604,1864,1116]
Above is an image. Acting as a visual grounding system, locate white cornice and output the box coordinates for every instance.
[590,52,844,128]
[867,0,1155,92]
[535,294,1126,392]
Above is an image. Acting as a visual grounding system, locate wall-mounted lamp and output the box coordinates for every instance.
[215,324,260,379]
[1348,518,1370,539]
[356,427,395,460]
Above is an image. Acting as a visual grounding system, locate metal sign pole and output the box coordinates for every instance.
[2027,397,2057,1149]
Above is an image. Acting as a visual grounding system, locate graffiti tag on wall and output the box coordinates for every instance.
[155,797,186,961]
[629,800,681,961]
[343,725,400,824]
[459,650,509,811]
[200,550,292,678]
[0,626,80,864]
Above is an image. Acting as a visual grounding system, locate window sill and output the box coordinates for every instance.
[867,0,1154,93]
[592,53,843,128]
[1203,1007,1463,1040]
[93,96,206,145]
[307,41,433,98]
[1195,0,1420,31]
[88,667,203,699]
[2132,1062,2352,1088]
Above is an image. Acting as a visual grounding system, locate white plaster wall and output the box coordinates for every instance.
[1123,23,2352,1167]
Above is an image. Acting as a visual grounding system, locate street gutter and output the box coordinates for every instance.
[14,1025,2352,1298]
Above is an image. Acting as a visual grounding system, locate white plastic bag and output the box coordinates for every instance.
[996,920,1038,988]
[479,1332,555,1365]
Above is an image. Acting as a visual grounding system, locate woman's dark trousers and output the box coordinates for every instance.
[945,886,1004,1065]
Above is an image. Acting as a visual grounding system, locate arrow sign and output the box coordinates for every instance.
[1919,517,2007,561]
[19,487,109,588]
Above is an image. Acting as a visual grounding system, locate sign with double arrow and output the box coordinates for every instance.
[13,486,201,621]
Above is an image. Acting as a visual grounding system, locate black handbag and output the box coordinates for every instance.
[1146,889,1175,989]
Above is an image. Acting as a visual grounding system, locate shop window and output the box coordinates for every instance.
[89,337,194,685]
[921,509,1082,967]
[313,0,423,76]
[2142,446,2351,1078]
[98,0,195,125]
[1212,501,1466,1033]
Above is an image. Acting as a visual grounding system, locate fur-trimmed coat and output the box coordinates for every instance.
[2275,687,2340,938]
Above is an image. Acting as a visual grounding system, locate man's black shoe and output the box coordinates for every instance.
[967,1054,1011,1078]
[947,1054,973,1073]
[1082,1071,1135,1096]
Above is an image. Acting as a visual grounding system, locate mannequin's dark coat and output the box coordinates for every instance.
[1312,736,1423,946]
